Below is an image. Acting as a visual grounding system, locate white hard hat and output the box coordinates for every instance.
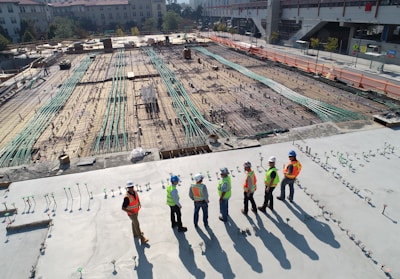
[268,156,276,163]
[194,173,204,182]
[126,180,134,187]
[243,161,251,168]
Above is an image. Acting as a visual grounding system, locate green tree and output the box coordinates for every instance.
[167,3,182,14]
[162,10,180,32]
[116,28,125,36]
[310,37,320,55]
[21,31,35,42]
[0,25,11,42]
[270,31,279,44]
[0,33,10,50]
[323,37,338,59]
[131,27,140,36]
[194,5,203,20]
[143,18,156,33]
[20,20,37,42]
[48,17,76,39]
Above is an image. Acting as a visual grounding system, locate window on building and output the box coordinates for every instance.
[147,12,150,17]
[157,4,161,10]
[101,13,105,19]
[11,17,16,24]
[109,13,113,19]
[8,5,14,13]
[0,18,5,24]
[133,12,136,16]
[140,11,143,16]
[132,5,135,10]
[124,12,127,17]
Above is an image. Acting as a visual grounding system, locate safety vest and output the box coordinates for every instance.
[166,185,178,206]
[125,192,140,215]
[284,160,302,179]
[191,184,205,201]
[218,176,232,199]
[264,167,280,187]
[244,170,257,193]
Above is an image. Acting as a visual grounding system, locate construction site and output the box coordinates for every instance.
[0,34,399,169]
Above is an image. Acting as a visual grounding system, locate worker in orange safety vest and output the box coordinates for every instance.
[277,150,302,203]
[122,180,148,244]
[189,173,209,228]
[242,161,258,215]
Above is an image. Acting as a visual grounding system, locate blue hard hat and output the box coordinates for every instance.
[288,150,297,157]
[171,175,179,183]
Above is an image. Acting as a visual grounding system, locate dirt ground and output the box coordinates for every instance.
[0,43,395,167]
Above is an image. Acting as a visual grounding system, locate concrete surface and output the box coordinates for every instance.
[1,124,399,279]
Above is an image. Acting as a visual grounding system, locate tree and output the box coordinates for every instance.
[47,17,76,39]
[0,34,10,51]
[194,5,203,21]
[310,37,320,55]
[143,18,156,33]
[0,25,11,42]
[270,31,279,44]
[162,10,180,32]
[323,37,338,59]
[116,28,125,36]
[21,31,35,42]
[131,27,140,36]
[167,3,182,15]
[20,20,37,42]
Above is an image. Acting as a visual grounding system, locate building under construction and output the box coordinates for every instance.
[0,34,398,168]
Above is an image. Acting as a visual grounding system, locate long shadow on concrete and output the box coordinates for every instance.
[196,226,235,278]
[245,214,291,269]
[287,202,340,249]
[173,229,206,278]
[224,217,263,273]
[134,239,153,279]
[265,210,319,260]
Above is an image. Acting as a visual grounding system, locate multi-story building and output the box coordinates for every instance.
[0,0,166,43]
[0,0,21,43]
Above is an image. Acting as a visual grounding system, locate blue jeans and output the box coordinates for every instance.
[279,177,295,201]
[194,201,208,226]
[219,199,229,221]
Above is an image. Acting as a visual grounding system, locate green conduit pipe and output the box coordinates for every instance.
[194,47,365,123]
[0,57,93,167]
[143,47,229,146]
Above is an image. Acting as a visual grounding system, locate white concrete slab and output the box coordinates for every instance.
[1,126,399,278]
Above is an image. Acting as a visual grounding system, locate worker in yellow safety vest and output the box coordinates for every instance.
[258,156,280,212]
[242,161,258,215]
[189,173,209,228]
[166,175,187,232]
[122,180,148,244]
[277,150,302,203]
[218,167,232,222]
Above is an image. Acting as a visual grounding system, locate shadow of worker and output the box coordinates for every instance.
[196,226,235,278]
[173,229,206,278]
[288,202,340,249]
[134,238,153,278]
[224,217,262,273]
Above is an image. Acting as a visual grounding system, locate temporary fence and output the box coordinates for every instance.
[210,36,400,99]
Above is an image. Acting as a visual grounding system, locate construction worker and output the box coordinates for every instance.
[166,175,187,232]
[121,180,149,244]
[189,173,209,227]
[242,161,257,215]
[258,156,280,212]
[218,167,232,222]
[277,150,302,203]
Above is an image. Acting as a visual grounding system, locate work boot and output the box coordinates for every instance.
[251,208,258,214]
[178,227,187,232]
[141,236,149,244]
[277,196,284,201]
[257,206,266,213]
[241,209,247,215]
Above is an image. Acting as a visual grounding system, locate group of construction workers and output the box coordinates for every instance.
[121,150,302,244]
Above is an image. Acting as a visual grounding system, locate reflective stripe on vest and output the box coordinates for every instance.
[244,171,256,192]
[264,167,280,187]
[166,185,177,206]
[191,184,204,201]
[284,160,302,179]
[126,193,140,215]
[218,176,232,199]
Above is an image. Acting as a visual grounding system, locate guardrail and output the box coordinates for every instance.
[211,36,400,99]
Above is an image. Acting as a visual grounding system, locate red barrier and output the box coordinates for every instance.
[210,36,400,99]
